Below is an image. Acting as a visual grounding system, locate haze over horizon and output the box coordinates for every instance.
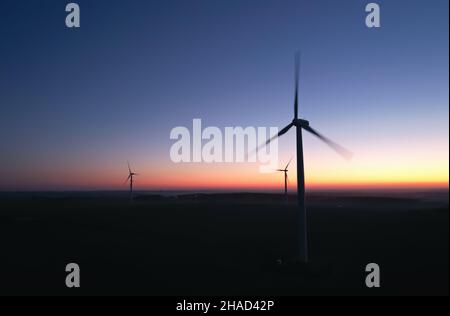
[0,0,448,191]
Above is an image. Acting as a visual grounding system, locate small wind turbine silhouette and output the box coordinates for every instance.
[258,52,353,263]
[276,158,292,198]
[125,161,138,201]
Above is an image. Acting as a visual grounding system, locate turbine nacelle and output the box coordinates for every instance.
[293,118,310,127]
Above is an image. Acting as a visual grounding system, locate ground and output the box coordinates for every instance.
[0,190,448,295]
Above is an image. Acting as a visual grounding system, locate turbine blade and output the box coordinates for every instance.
[303,125,353,160]
[278,122,295,137]
[294,51,300,119]
[123,175,131,185]
[127,161,131,173]
[256,122,294,153]
[285,156,293,169]
[248,123,294,159]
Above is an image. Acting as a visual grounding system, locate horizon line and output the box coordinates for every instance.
[1,185,448,193]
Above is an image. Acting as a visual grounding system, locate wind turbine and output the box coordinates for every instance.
[125,161,138,201]
[276,158,292,198]
[259,52,352,263]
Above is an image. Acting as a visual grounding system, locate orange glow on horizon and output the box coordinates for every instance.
[1,146,448,191]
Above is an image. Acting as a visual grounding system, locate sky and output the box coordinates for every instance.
[0,0,448,191]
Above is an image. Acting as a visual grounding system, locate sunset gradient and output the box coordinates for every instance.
[0,0,448,191]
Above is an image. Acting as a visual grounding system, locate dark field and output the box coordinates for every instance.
[0,190,448,296]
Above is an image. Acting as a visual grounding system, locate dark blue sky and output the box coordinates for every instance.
[0,0,448,190]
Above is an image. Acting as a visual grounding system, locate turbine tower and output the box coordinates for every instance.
[276,158,292,198]
[125,161,138,201]
[259,52,352,263]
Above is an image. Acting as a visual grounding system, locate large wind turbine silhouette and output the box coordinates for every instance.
[276,158,292,198]
[125,161,138,201]
[259,52,352,262]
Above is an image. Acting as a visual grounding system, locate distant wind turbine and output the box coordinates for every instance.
[276,158,292,199]
[125,161,138,201]
[258,52,353,263]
